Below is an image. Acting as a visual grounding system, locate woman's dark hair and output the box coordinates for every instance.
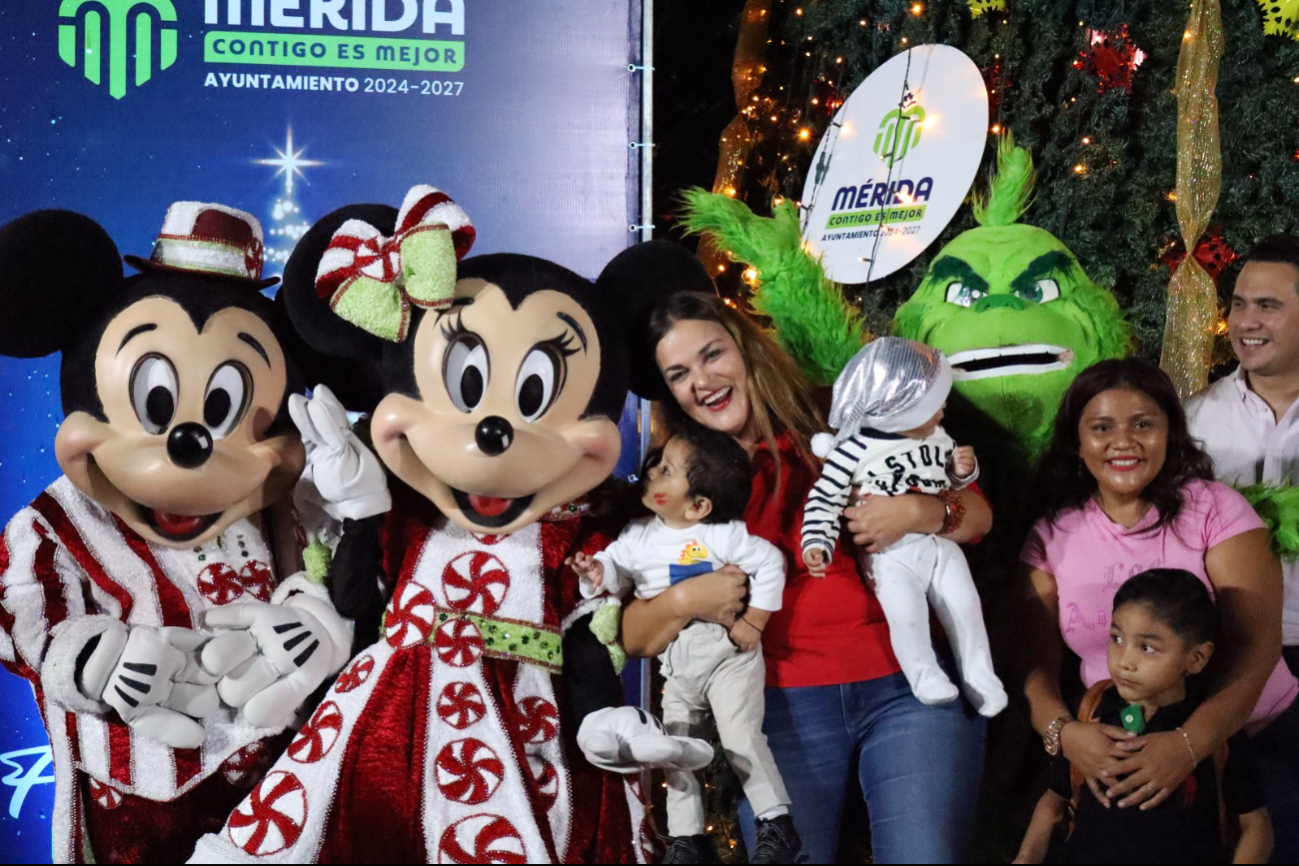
[640,418,752,524]
[1113,568,1218,647]
[1031,358,1214,531]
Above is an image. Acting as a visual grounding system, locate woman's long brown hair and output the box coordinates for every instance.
[647,292,824,481]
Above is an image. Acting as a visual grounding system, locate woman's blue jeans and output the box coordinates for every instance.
[737,671,986,864]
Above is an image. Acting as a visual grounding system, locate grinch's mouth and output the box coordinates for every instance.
[451,488,535,529]
[948,344,1074,380]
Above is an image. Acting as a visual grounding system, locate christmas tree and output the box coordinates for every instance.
[256,127,321,275]
[696,0,1299,361]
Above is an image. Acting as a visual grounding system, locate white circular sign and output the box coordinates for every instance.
[800,44,988,284]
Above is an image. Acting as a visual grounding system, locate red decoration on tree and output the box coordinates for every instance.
[1073,26,1147,94]
[982,57,1009,119]
[1159,226,1240,284]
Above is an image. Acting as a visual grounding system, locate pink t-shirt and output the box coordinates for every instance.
[1021,478,1299,724]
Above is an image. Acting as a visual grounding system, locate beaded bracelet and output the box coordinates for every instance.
[1176,727,1198,770]
[937,488,966,536]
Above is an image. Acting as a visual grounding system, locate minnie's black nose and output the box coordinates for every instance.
[474,416,514,456]
[167,422,213,468]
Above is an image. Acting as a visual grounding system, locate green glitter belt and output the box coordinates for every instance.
[431,607,563,674]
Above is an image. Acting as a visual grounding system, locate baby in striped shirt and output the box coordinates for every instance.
[801,337,1006,716]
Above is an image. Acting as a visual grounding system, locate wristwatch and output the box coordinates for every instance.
[1043,714,1074,756]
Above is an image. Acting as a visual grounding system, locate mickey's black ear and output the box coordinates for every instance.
[0,210,123,358]
[282,203,399,362]
[595,240,715,402]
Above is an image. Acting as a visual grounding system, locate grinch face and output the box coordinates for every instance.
[893,224,1127,450]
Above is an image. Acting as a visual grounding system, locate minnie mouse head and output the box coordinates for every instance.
[0,204,305,546]
[282,186,653,535]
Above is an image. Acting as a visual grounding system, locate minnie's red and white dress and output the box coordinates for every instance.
[192,506,647,864]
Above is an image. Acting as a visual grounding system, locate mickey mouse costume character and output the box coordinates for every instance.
[190,187,711,864]
[0,204,352,863]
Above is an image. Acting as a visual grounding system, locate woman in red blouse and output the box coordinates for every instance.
[621,284,992,864]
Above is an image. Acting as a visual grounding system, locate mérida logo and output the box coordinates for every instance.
[58,0,179,100]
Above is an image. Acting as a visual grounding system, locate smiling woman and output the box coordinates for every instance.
[1018,357,1299,859]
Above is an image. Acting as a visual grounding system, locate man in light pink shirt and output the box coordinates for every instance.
[1186,233,1299,678]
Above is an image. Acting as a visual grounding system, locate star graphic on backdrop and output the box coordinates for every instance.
[255,127,323,195]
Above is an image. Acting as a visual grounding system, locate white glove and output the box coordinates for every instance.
[205,595,353,729]
[78,624,216,749]
[289,384,391,521]
[576,706,714,774]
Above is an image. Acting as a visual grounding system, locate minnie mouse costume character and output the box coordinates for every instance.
[0,205,352,863]
[190,188,710,864]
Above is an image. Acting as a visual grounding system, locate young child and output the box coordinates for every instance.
[571,422,800,865]
[1014,568,1273,865]
[800,337,1006,716]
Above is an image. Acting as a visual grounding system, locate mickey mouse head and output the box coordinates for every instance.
[0,204,305,546]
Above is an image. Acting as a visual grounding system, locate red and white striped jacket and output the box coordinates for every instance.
[0,476,320,862]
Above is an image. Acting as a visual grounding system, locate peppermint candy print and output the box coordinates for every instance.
[227,771,307,857]
[288,701,343,764]
[526,755,559,812]
[514,696,559,745]
[435,738,504,805]
[198,563,245,606]
[238,561,273,601]
[197,561,273,605]
[221,742,268,785]
[435,617,484,667]
[438,814,526,865]
[437,681,487,730]
[88,779,122,810]
[385,582,436,648]
[333,654,374,693]
[442,551,510,616]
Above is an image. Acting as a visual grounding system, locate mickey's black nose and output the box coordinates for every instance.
[474,416,514,456]
[167,422,213,468]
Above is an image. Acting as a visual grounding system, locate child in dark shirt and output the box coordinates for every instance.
[1014,568,1273,865]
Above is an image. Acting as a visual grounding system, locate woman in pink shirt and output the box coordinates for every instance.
[1019,358,1299,861]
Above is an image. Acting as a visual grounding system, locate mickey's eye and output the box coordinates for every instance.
[1016,278,1060,304]
[515,346,566,422]
[204,363,250,440]
[443,333,489,413]
[944,282,986,307]
[130,355,178,434]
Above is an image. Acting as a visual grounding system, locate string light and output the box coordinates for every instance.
[990,124,1002,134]
[798,128,811,140]
[725,187,737,197]
[1082,136,1092,145]
[1073,163,1088,175]
[743,267,759,285]
[794,7,803,16]
[911,3,923,14]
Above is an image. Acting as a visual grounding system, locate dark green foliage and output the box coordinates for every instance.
[728,0,1299,357]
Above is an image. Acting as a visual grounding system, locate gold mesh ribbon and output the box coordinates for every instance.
[700,0,771,278]
[1257,1,1299,40]
[1160,0,1224,399]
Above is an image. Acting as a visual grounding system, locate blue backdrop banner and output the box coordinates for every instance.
[0,1,642,860]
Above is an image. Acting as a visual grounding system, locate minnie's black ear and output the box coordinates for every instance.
[282,203,399,363]
[0,210,123,358]
[595,240,715,402]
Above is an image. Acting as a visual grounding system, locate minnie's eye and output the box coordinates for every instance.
[204,363,250,440]
[130,355,178,434]
[443,333,489,413]
[515,346,565,421]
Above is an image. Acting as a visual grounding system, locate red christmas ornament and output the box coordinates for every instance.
[1073,26,1146,94]
[1158,226,1239,284]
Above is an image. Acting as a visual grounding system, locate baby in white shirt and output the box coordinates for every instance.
[571,422,797,861]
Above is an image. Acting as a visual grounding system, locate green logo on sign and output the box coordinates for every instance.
[58,0,178,100]
[873,98,925,168]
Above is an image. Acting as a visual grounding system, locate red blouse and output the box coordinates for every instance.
[746,431,902,688]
